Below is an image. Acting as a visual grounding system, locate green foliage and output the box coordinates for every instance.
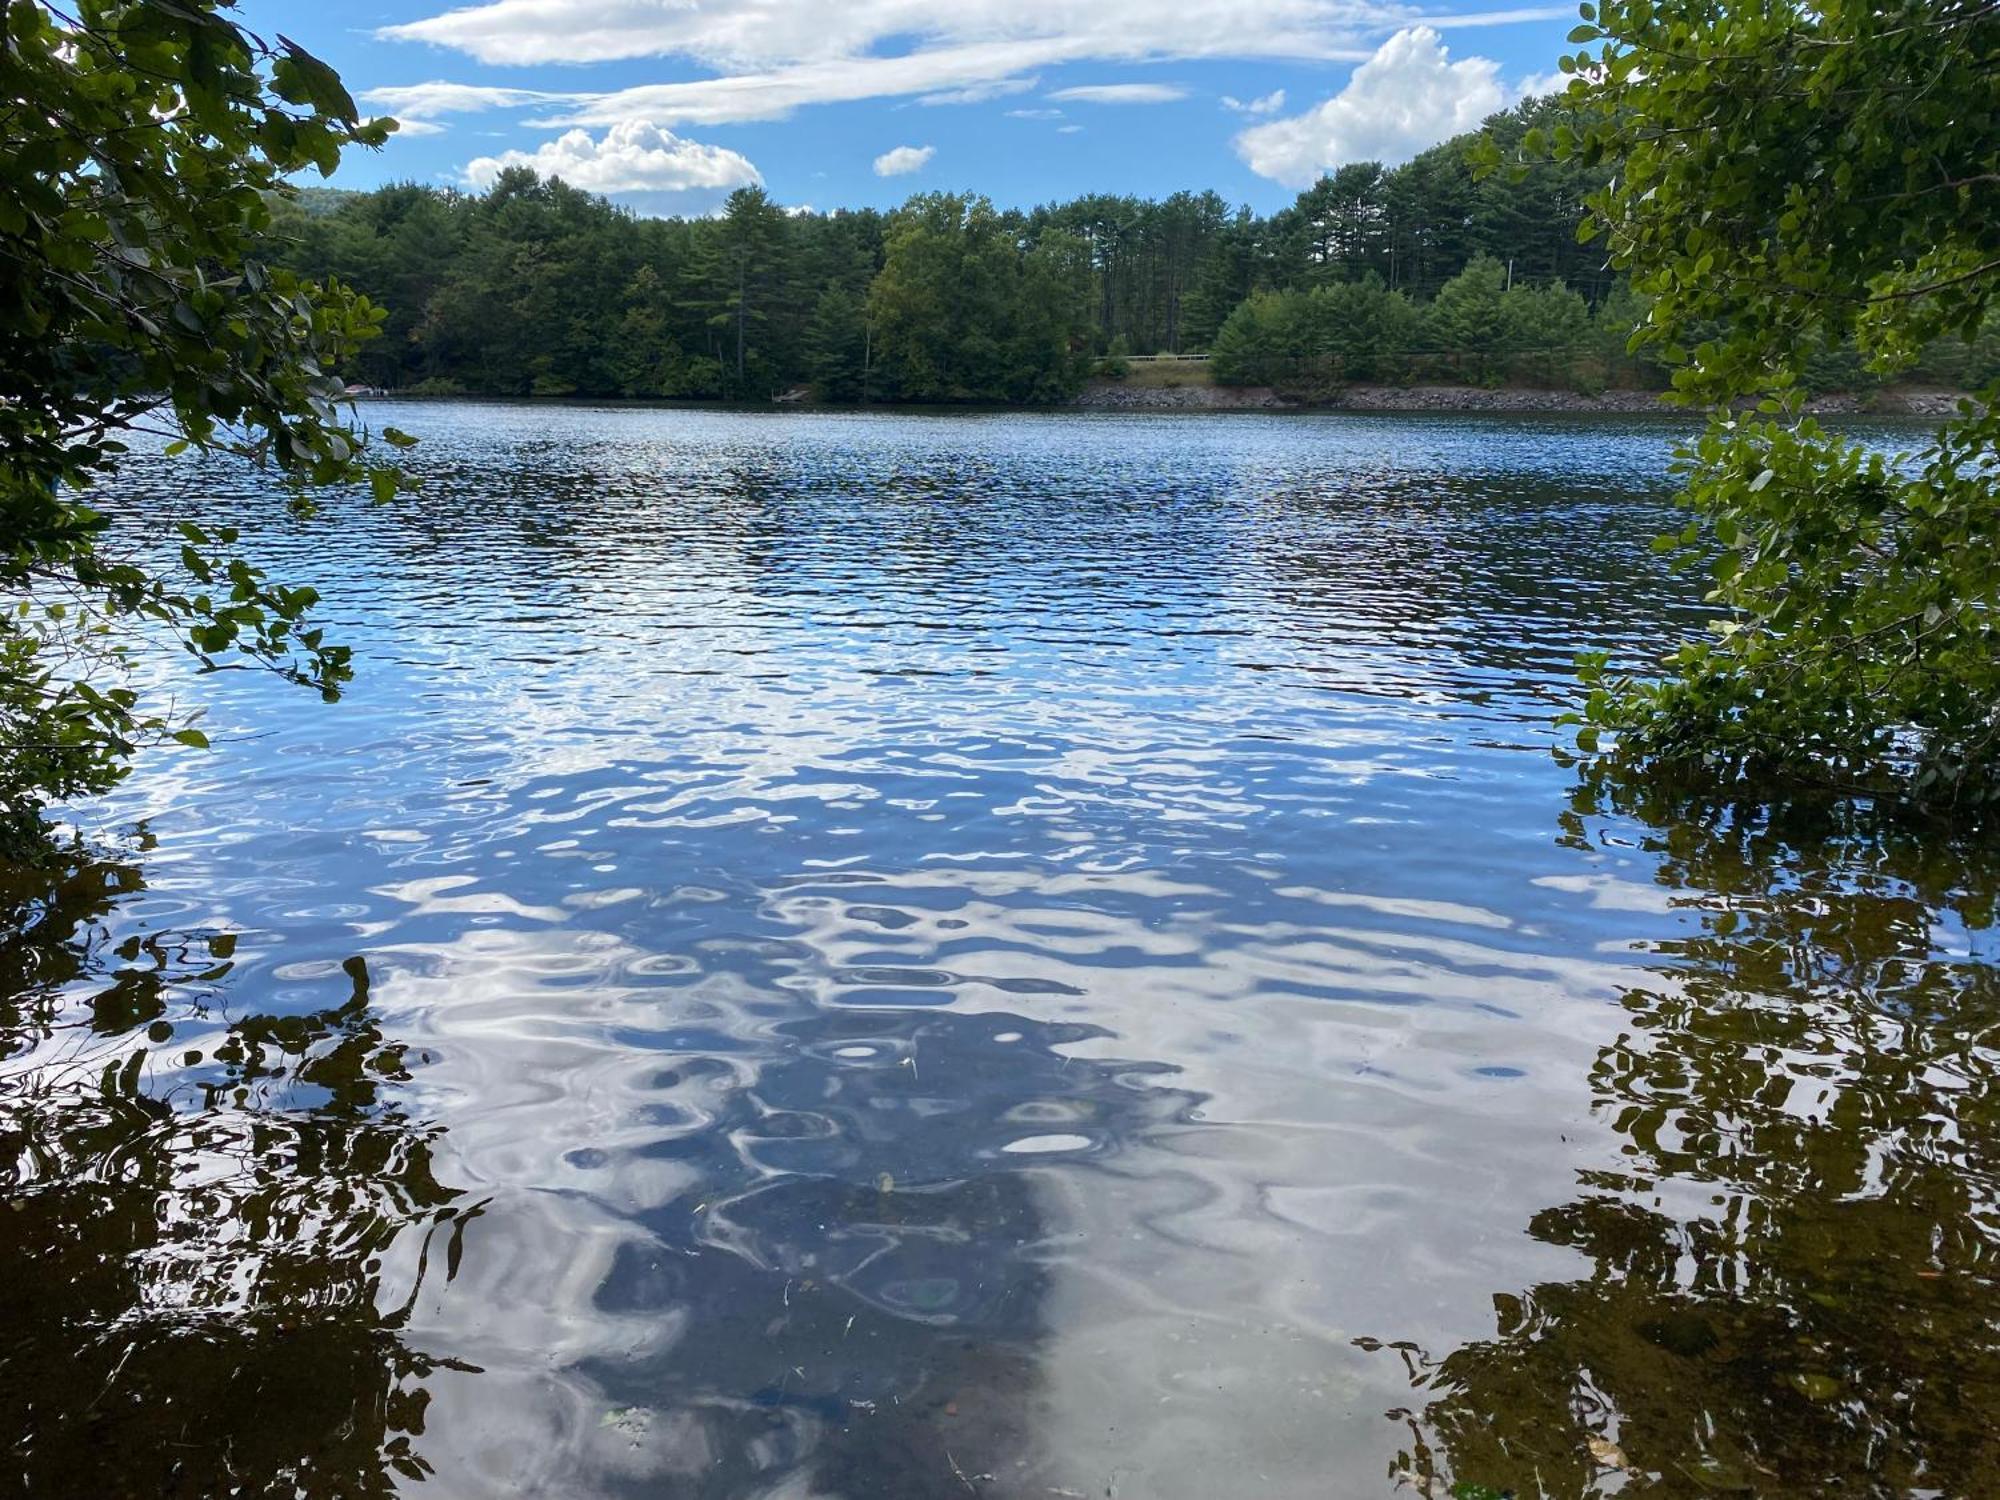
[1504,279,1593,389]
[711,186,788,398]
[866,194,1093,403]
[1549,0,2000,809]
[1275,96,1612,302]
[1427,255,1512,383]
[264,96,1637,399]
[1316,275,1425,382]
[0,0,408,851]
[1210,290,1296,387]
[1909,310,2000,393]
[1590,281,1673,390]
[804,286,871,402]
[1209,265,1600,391]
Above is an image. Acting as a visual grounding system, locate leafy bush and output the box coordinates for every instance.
[1554,0,2000,811]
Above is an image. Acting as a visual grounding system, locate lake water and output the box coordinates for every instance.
[4,404,1996,1498]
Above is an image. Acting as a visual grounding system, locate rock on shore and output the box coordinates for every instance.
[1074,382,1299,410]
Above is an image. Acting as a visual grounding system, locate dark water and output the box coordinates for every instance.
[4,405,1995,1499]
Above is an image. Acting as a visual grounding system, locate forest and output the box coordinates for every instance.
[271,94,1998,404]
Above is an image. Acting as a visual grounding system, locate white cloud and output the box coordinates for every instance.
[1515,69,1573,99]
[1057,124,1084,134]
[1007,107,1065,119]
[462,120,762,195]
[917,76,1038,105]
[1221,88,1287,115]
[873,144,936,176]
[380,0,1388,69]
[1046,83,1188,104]
[374,1,1571,130]
[1233,26,1509,186]
[532,41,1090,129]
[361,81,582,121]
[1420,5,1574,29]
[390,118,449,137]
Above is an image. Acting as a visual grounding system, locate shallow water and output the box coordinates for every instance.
[4,405,1995,1498]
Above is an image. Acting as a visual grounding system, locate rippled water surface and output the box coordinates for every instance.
[6,405,1997,1499]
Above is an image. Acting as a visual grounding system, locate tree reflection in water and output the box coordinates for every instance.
[0,850,479,1498]
[1373,774,2000,1498]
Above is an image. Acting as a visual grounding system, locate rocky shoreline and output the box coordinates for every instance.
[1075,380,1968,417]
[1074,382,1297,411]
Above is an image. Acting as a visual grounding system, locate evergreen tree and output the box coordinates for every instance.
[1427,256,1512,382]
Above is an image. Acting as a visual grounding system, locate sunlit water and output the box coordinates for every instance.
[4,405,1996,1499]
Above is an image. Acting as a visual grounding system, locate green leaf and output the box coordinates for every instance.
[276,37,359,120]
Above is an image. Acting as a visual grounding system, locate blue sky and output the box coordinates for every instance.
[239,0,1583,216]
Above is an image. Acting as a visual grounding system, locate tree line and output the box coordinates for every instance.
[272,89,1995,405]
[266,96,1623,403]
[1206,256,1996,397]
[1208,263,1649,390]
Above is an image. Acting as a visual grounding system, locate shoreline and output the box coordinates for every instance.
[1072,380,1969,416]
[349,385,1968,419]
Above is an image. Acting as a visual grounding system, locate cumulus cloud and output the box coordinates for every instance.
[462,120,762,195]
[1046,82,1187,104]
[1221,88,1287,115]
[1514,69,1574,99]
[1233,26,1508,186]
[873,144,936,177]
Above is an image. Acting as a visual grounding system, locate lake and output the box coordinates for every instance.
[4,403,1995,1499]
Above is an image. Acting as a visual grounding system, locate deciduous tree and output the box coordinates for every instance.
[1548,0,2000,808]
[0,0,408,850]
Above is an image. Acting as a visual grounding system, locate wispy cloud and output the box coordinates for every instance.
[1221,88,1287,115]
[371,1,1566,138]
[531,42,1095,129]
[873,143,936,176]
[1006,108,1065,120]
[1416,5,1576,29]
[361,81,586,122]
[379,0,1387,69]
[917,76,1038,106]
[1045,83,1188,104]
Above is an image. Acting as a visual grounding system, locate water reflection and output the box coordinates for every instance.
[0,853,478,1497]
[569,1006,1196,1499]
[10,405,1976,1496]
[1377,774,2000,1497]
